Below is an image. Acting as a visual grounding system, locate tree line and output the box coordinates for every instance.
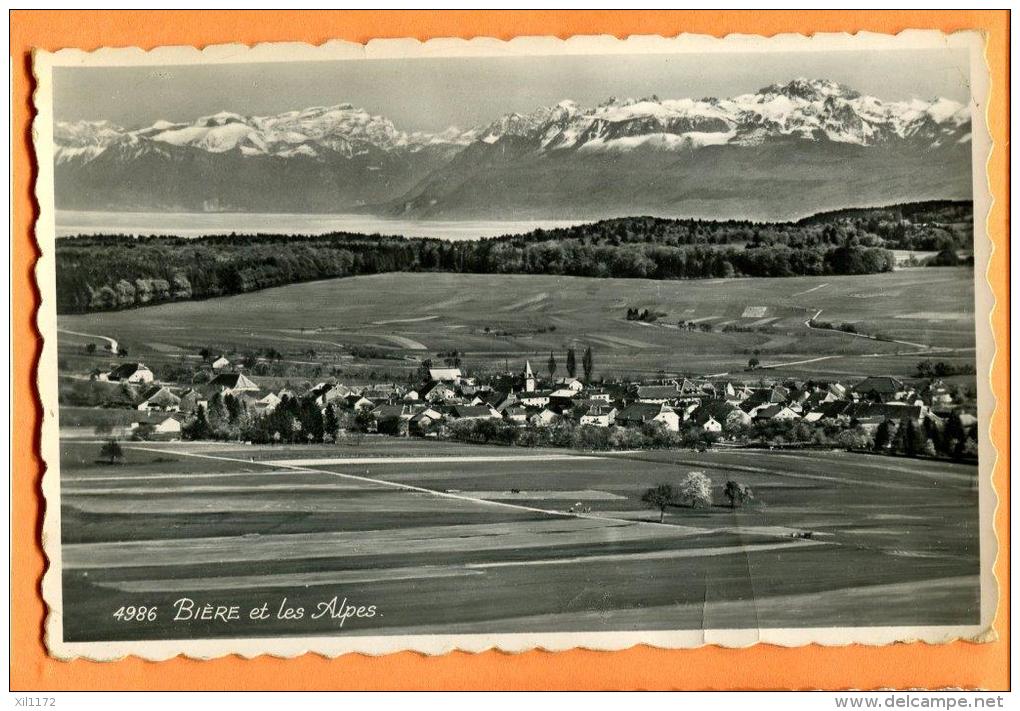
[55,200,971,314]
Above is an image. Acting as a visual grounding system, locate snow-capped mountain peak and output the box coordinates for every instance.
[54,103,473,163]
[467,79,971,153]
[52,79,973,219]
[54,79,971,167]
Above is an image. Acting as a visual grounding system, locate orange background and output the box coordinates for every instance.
[10,10,1010,690]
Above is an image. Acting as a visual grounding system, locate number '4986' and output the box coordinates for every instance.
[113,605,158,622]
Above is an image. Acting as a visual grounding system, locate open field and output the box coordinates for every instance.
[59,437,979,640]
[57,267,976,381]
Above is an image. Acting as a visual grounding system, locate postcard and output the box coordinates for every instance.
[32,29,996,659]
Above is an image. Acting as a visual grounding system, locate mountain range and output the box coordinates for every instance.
[53,78,973,221]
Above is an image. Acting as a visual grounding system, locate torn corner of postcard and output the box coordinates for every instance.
[30,29,999,661]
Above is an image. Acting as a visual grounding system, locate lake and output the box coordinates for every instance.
[55,210,588,241]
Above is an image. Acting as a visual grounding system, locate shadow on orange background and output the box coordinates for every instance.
[10,10,1010,690]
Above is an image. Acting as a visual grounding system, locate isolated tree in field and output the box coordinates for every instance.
[547,352,557,379]
[724,480,754,509]
[100,438,123,465]
[748,357,760,370]
[582,346,594,383]
[677,471,713,509]
[566,348,577,378]
[199,347,212,362]
[85,342,97,355]
[641,484,678,524]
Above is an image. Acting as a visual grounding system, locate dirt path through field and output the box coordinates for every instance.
[792,283,830,297]
[805,309,929,349]
[125,445,666,528]
[58,328,119,354]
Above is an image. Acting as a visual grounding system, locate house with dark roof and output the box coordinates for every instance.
[634,385,679,404]
[106,362,154,384]
[448,404,501,421]
[845,402,922,430]
[690,400,749,430]
[616,402,680,432]
[420,381,459,403]
[483,390,517,413]
[802,400,852,423]
[739,388,787,415]
[853,376,907,402]
[372,404,426,436]
[753,404,801,422]
[177,388,205,414]
[136,386,181,413]
[344,394,375,412]
[310,382,352,407]
[207,372,260,396]
[409,408,443,436]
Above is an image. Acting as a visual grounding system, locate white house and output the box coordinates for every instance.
[518,391,551,408]
[108,362,155,384]
[654,409,681,432]
[421,381,458,403]
[153,416,182,438]
[579,405,617,428]
[428,367,462,383]
[754,404,801,422]
[701,416,723,433]
[136,386,180,413]
[548,388,579,400]
[254,392,283,413]
[529,408,561,428]
[555,378,585,393]
[616,403,680,432]
[349,396,375,412]
[208,372,260,396]
[211,356,231,370]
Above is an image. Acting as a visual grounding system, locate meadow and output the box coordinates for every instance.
[57,266,977,382]
[58,438,979,640]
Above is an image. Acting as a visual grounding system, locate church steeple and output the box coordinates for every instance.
[524,360,536,392]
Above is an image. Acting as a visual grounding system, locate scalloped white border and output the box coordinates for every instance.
[31,28,998,662]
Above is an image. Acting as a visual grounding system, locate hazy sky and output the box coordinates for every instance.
[54,48,972,132]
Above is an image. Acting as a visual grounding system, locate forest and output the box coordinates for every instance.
[55,200,972,314]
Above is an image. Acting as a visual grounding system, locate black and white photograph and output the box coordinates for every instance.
[32,31,995,658]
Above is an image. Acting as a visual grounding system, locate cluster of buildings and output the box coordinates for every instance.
[103,357,964,442]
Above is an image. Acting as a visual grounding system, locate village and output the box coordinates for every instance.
[75,347,980,462]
